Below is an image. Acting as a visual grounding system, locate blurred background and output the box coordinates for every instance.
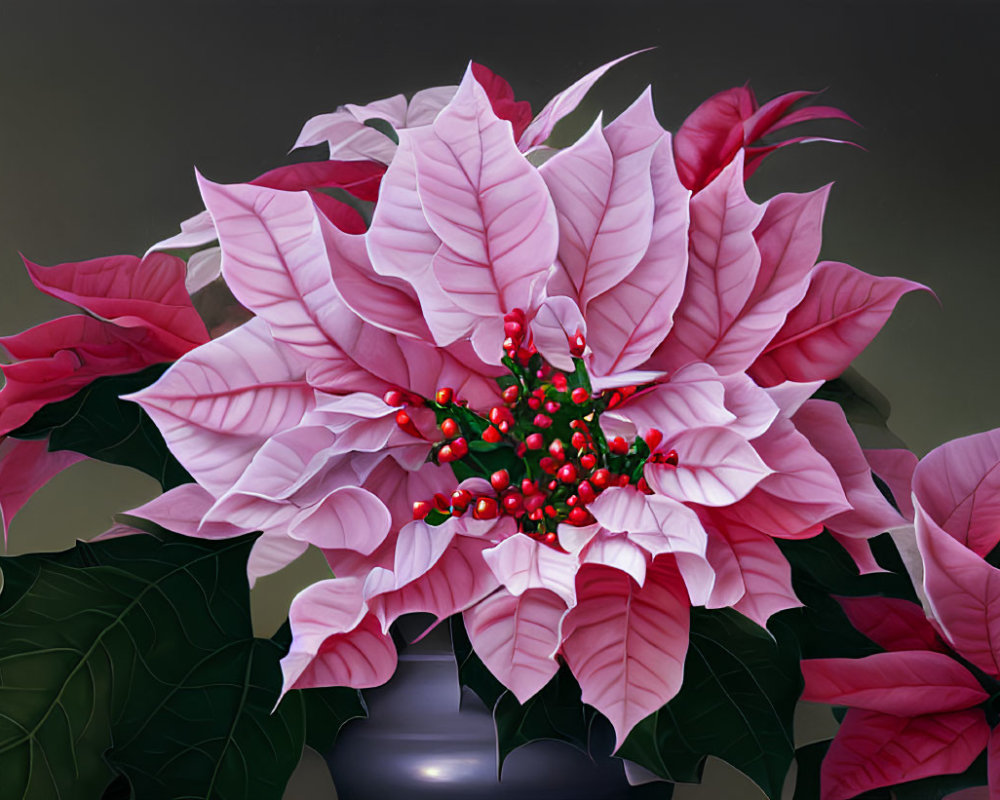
[1,1,997,796]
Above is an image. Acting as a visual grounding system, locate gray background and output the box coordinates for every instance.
[1,1,997,796]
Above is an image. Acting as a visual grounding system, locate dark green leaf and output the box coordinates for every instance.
[0,532,305,800]
[301,688,368,753]
[362,117,399,144]
[493,665,596,773]
[450,614,505,709]
[7,365,192,489]
[617,608,801,799]
[792,740,830,800]
[892,749,987,800]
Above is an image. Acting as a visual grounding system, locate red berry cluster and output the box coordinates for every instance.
[388,310,679,550]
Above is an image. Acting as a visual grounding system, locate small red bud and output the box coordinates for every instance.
[544,504,558,518]
[473,497,499,520]
[543,531,558,544]
[533,414,553,429]
[450,489,472,512]
[637,477,653,495]
[665,449,679,467]
[526,433,545,450]
[433,493,450,511]
[501,385,520,404]
[516,442,527,457]
[548,439,565,459]
[609,436,629,455]
[516,347,533,365]
[557,463,578,483]
[590,469,611,489]
[502,492,523,513]
[544,400,561,414]
[571,431,587,450]
[498,420,511,433]
[521,479,538,495]
[577,481,596,504]
[503,320,523,339]
[617,474,631,487]
[552,373,568,392]
[570,387,589,404]
[383,389,404,407]
[606,391,623,409]
[580,453,597,470]
[528,508,544,521]
[568,330,586,357]
[490,469,511,491]
[437,444,455,463]
[482,425,502,443]
[644,428,663,452]
[441,418,459,438]
[502,337,516,352]
[450,437,468,458]
[395,410,422,437]
[412,500,433,520]
[539,457,558,474]
[527,396,541,410]
[568,506,591,526]
[434,387,454,405]
[548,479,558,491]
[566,494,579,507]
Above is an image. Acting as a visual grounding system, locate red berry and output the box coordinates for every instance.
[539,457,558,474]
[609,436,628,455]
[504,320,523,339]
[644,428,663,452]
[450,437,469,458]
[637,477,653,495]
[501,385,520,403]
[412,500,433,520]
[591,468,611,489]
[432,493,450,511]
[544,505,558,518]
[437,444,455,463]
[490,469,511,491]
[571,431,588,450]
[473,497,499,520]
[435,387,454,405]
[548,439,565,459]
[571,387,589,405]
[548,479,558,491]
[580,453,597,470]
[498,420,511,433]
[568,331,586,357]
[577,481,596,504]
[395,410,421,437]
[557,463,578,483]
[606,391,623,409]
[552,373,568,392]
[502,492,523,513]
[617,473,631,487]
[450,489,472,511]
[533,414,553,429]
[665,449,679,467]
[482,425,502,443]
[503,337,516,352]
[528,508,544,521]
[568,507,590,526]
[441,418,459,438]
[521,479,538,495]
[544,400,561,414]
[566,495,579,507]
[527,397,541,410]
[526,433,545,450]
[383,389,404,407]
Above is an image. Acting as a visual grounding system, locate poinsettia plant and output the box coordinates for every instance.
[0,52,986,799]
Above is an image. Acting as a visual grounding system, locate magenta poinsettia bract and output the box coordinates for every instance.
[124,56,923,748]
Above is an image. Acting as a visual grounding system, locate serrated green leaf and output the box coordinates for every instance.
[617,608,801,799]
[7,365,192,490]
[0,533,305,800]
